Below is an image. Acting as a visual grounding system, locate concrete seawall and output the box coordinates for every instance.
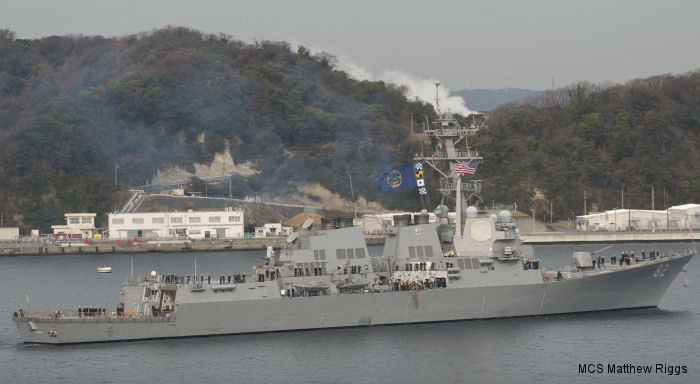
[520,231,700,244]
[4,231,694,256]
[0,238,288,256]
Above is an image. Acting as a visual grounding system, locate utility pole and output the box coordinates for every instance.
[583,190,587,216]
[114,161,119,187]
[651,186,655,232]
[665,187,669,231]
[550,200,553,224]
[348,172,357,219]
[531,208,535,233]
[621,187,624,211]
[628,201,631,232]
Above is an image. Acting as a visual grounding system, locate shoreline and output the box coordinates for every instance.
[0,237,287,256]
[520,231,700,244]
[2,231,695,256]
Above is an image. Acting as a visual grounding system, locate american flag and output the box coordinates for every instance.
[453,161,479,175]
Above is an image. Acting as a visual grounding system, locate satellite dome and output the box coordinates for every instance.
[150,270,157,277]
[466,206,478,218]
[498,210,512,223]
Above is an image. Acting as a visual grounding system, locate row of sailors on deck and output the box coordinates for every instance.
[405,262,434,272]
[341,265,365,275]
[163,274,183,284]
[78,306,106,317]
[218,273,247,284]
[608,250,661,267]
[393,278,446,291]
[257,267,281,282]
[160,273,250,285]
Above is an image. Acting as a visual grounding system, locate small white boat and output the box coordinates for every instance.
[97,265,112,273]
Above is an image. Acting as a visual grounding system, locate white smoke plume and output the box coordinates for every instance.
[337,57,477,115]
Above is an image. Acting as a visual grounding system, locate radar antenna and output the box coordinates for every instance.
[415,83,484,239]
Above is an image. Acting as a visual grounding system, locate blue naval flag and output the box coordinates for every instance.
[376,164,418,192]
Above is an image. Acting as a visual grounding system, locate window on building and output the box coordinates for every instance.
[171,217,183,224]
[209,216,221,223]
[81,217,91,224]
[189,217,201,223]
[132,218,144,224]
[112,218,124,225]
[69,218,80,224]
[229,216,240,222]
[152,217,164,224]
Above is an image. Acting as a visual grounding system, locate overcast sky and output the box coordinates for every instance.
[2,0,698,91]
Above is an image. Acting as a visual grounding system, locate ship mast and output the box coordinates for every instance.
[414,83,483,237]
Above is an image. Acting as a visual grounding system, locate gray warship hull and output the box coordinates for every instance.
[11,107,696,344]
[13,253,692,344]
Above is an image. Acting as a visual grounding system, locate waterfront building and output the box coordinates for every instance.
[254,223,292,237]
[51,213,97,238]
[108,208,244,240]
[0,227,20,240]
[575,204,700,231]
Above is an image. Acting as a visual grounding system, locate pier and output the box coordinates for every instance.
[520,230,700,244]
[0,237,287,256]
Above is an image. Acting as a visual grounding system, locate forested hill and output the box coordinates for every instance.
[476,73,700,221]
[0,27,435,231]
[1,27,699,232]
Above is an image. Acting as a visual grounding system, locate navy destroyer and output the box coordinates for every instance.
[12,94,695,344]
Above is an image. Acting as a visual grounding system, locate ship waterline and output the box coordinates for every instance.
[11,104,695,344]
[13,251,692,344]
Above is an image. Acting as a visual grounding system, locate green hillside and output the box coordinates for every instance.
[0,27,434,231]
[1,27,699,232]
[476,76,700,221]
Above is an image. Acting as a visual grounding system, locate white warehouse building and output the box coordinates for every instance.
[576,204,700,232]
[108,208,244,240]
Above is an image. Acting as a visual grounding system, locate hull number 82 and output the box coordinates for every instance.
[653,263,670,278]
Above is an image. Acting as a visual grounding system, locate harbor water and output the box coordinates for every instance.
[0,243,697,383]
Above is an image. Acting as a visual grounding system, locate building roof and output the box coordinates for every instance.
[284,213,322,228]
[669,204,700,210]
[577,209,669,219]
